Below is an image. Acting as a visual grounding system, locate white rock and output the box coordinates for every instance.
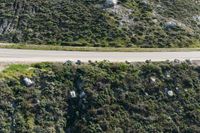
[166,72,171,78]
[106,0,118,5]
[150,77,156,82]
[23,77,34,87]
[70,91,76,98]
[36,99,40,104]
[167,90,174,97]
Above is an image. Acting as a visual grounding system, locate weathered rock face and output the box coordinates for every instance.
[105,5,134,27]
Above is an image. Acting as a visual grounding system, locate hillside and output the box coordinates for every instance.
[0,61,200,132]
[0,0,200,47]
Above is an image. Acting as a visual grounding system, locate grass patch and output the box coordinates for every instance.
[0,43,200,52]
[0,64,34,78]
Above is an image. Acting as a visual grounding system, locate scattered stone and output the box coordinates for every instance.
[23,77,34,87]
[33,99,40,104]
[64,60,73,65]
[150,77,156,83]
[174,59,181,64]
[145,60,152,63]
[156,4,162,8]
[164,19,191,32]
[166,72,171,78]
[76,60,82,65]
[36,99,40,104]
[175,87,180,93]
[105,0,118,7]
[167,90,174,97]
[152,19,158,23]
[79,91,86,98]
[70,91,76,98]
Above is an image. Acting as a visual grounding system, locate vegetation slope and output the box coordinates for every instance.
[0,0,200,47]
[0,61,200,132]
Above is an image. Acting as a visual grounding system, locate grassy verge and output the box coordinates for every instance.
[0,64,35,78]
[0,43,200,52]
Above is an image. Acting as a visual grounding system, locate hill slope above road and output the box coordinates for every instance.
[0,0,200,47]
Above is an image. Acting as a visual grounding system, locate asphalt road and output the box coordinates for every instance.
[0,48,200,63]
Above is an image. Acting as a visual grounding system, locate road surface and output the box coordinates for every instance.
[0,48,200,63]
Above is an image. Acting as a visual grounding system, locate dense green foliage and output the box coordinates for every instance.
[0,0,200,47]
[0,61,200,132]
